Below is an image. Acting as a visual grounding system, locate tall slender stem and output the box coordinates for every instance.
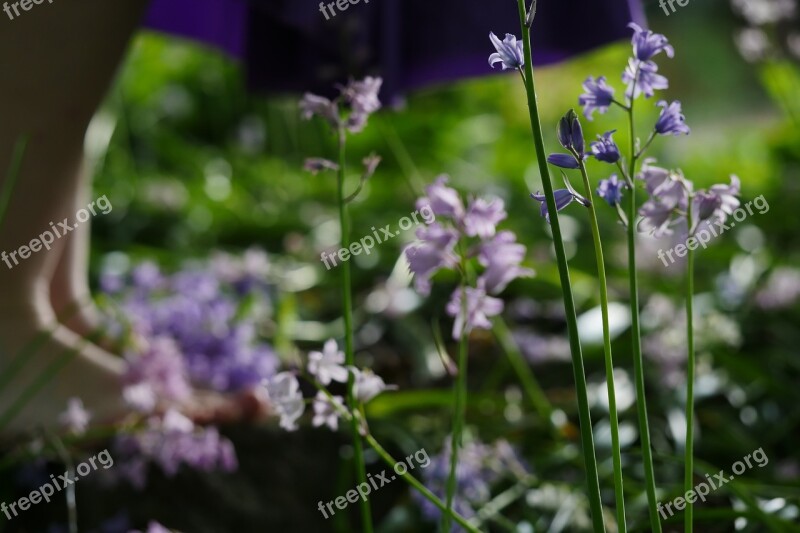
[336,128,373,533]
[514,2,604,529]
[684,209,696,533]
[626,102,662,532]
[578,162,626,532]
[0,135,29,231]
[444,249,470,531]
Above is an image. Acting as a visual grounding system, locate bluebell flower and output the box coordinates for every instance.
[478,231,534,294]
[597,174,625,207]
[623,59,668,99]
[629,23,675,61]
[655,100,690,136]
[556,109,585,156]
[446,283,504,340]
[578,76,616,120]
[547,153,581,169]
[530,189,578,223]
[590,130,621,163]
[488,32,525,70]
[464,196,507,239]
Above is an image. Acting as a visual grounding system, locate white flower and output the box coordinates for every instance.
[350,368,397,403]
[59,398,91,435]
[264,372,305,431]
[312,392,345,431]
[308,339,349,385]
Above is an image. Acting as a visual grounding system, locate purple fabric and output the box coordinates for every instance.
[144,0,645,99]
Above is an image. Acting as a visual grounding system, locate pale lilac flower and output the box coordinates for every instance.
[405,223,459,295]
[123,337,192,413]
[623,59,668,99]
[638,160,672,195]
[464,197,507,238]
[655,100,690,136]
[343,77,383,115]
[446,284,504,339]
[59,398,91,435]
[308,339,349,385]
[597,174,625,207]
[350,368,397,403]
[694,175,741,231]
[530,189,578,224]
[299,93,339,127]
[478,231,534,294]
[628,23,675,61]
[362,153,382,180]
[488,32,525,70]
[312,391,345,431]
[638,172,691,237]
[692,191,723,221]
[303,158,340,175]
[590,130,621,163]
[264,372,305,431]
[416,175,465,220]
[578,76,615,120]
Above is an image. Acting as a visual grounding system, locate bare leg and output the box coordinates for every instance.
[0,0,150,434]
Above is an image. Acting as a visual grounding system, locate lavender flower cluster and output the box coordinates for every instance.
[404,176,533,340]
[102,249,279,395]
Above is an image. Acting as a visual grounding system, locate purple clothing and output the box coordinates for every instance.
[145,0,644,98]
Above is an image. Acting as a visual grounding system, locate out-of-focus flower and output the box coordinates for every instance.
[731,0,796,25]
[693,191,723,222]
[579,76,615,120]
[341,77,383,133]
[114,410,237,490]
[350,368,397,403]
[312,392,345,431]
[638,167,691,237]
[590,130,621,163]
[264,372,305,431]
[629,23,675,61]
[123,337,192,412]
[303,158,340,175]
[308,339,349,385]
[405,223,459,295]
[735,28,771,62]
[639,160,672,195]
[756,267,800,310]
[416,175,465,221]
[655,100,690,136]
[530,189,579,223]
[59,398,91,435]
[623,59,668,99]
[488,32,525,70]
[695,175,741,231]
[477,231,534,294]
[464,197,507,239]
[362,153,382,181]
[446,284,504,339]
[299,93,339,127]
[597,175,625,207]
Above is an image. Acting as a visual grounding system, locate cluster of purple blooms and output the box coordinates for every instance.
[113,409,238,490]
[300,76,383,135]
[263,339,395,432]
[414,437,529,526]
[102,249,279,394]
[404,176,533,340]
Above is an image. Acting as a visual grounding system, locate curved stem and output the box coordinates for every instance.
[492,316,557,437]
[578,161,627,532]
[336,127,374,533]
[514,1,604,530]
[684,209,696,533]
[627,101,662,532]
[364,433,482,533]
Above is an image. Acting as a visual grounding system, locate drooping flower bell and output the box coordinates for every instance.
[488,32,525,70]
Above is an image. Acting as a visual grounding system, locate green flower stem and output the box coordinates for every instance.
[364,433,482,533]
[626,102,662,532]
[514,2,604,530]
[577,161,627,532]
[492,316,556,435]
[444,250,470,532]
[684,208,696,533]
[336,127,373,533]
